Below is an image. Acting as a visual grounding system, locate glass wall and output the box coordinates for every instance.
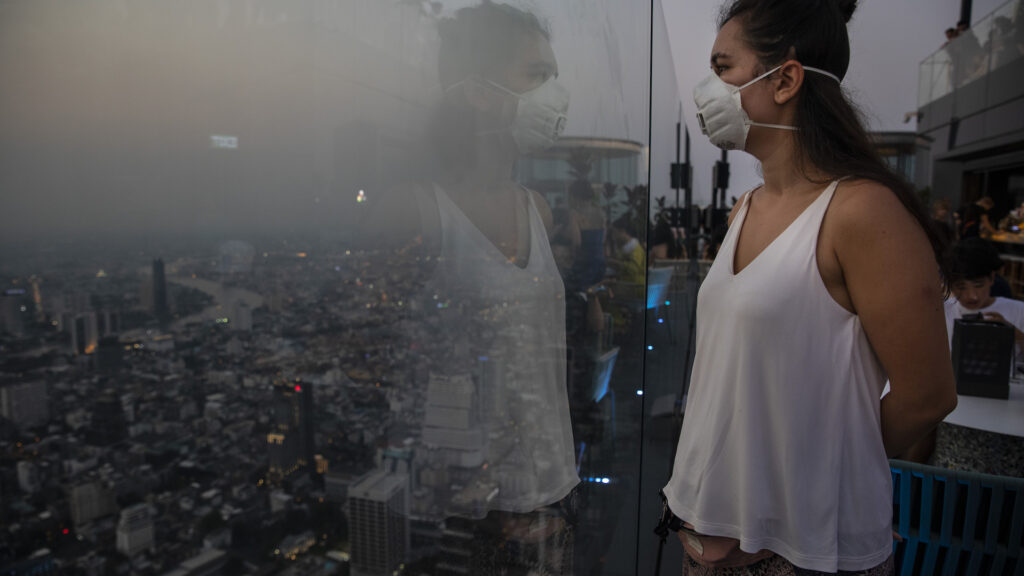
[0,1,678,574]
[918,0,1024,107]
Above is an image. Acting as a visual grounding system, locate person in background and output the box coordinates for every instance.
[943,27,957,46]
[960,196,996,238]
[988,16,1015,69]
[609,216,645,285]
[650,204,687,260]
[953,19,985,85]
[563,178,607,292]
[931,197,956,246]
[944,238,1024,350]
[903,237,1016,464]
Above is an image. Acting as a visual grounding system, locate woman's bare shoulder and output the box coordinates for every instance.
[827,178,931,257]
[829,178,914,229]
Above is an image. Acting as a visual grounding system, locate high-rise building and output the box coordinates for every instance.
[152,258,169,326]
[116,503,155,557]
[95,310,120,338]
[230,300,252,332]
[348,470,409,576]
[0,290,31,336]
[17,461,40,493]
[90,391,127,446]
[0,381,49,430]
[95,336,124,373]
[71,313,99,355]
[267,379,314,482]
[68,481,116,527]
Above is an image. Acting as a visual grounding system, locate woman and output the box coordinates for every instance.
[662,1,957,574]
[363,3,578,572]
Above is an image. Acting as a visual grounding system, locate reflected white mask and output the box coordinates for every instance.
[481,77,570,154]
[693,64,840,151]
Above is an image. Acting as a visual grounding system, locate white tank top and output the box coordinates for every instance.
[418,184,578,518]
[663,180,892,573]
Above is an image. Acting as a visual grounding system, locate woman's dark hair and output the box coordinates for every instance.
[946,238,1004,281]
[429,2,549,179]
[719,0,950,289]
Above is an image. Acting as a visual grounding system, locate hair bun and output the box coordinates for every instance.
[836,0,857,24]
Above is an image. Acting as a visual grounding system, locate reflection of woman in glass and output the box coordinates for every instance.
[368,2,577,572]
[663,1,956,574]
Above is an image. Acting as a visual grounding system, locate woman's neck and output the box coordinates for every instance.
[755,135,832,199]
[449,135,518,198]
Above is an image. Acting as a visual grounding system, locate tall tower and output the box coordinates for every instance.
[151,259,169,326]
[71,312,99,355]
[267,379,315,482]
[90,390,127,446]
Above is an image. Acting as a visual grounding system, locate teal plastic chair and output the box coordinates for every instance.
[890,459,1024,575]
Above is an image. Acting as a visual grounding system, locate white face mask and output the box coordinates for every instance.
[484,77,569,154]
[450,76,568,155]
[693,64,840,151]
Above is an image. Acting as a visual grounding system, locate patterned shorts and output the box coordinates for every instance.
[683,553,894,576]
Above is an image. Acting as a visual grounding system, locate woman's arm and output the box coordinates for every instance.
[831,181,958,458]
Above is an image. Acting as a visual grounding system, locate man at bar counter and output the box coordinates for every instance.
[943,238,1024,357]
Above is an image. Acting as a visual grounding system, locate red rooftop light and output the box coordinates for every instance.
[294,385,302,392]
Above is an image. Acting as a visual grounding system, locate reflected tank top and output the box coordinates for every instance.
[662,180,892,573]
[418,184,578,518]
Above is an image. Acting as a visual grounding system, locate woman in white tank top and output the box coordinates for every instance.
[362,4,579,574]
[663,1,957,574]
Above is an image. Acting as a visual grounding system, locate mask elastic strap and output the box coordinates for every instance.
[737,64,842,90]
[737,66,782,91]
[444,76,522,98]
[803,66,842,84]
[748,121,798,131]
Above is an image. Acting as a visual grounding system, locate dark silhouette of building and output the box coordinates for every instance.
[71,313,98,355]
[267,379,315,482]
[96,336,124,373]
[90,390,127,446]
[152,258,169,326]
[0,290,31,336]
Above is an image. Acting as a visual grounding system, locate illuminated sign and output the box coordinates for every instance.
[210,135,239,149]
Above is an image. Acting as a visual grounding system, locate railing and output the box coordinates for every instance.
[918,0,1023,108]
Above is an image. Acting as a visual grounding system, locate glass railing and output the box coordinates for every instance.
[918,0,1023,108]
[0,1,685,574]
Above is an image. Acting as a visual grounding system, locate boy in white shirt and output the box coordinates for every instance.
[901,238,1024,464]
[944,238,1024,352]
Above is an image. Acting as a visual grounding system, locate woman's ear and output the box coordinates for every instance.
[772,59,804,105]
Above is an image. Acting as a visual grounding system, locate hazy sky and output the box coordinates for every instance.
[0,0,1012,242]
[661,0,1008,202]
